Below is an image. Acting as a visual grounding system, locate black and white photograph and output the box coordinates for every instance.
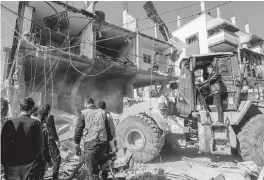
[1,0,264,179]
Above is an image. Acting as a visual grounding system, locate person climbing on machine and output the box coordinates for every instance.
[197,64,223,124]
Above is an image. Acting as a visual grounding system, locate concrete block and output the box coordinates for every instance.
[58,124,70,136]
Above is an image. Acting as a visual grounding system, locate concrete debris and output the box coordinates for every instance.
[183,165,225,180]
[32,109,259,180]
[258,166,264,180]
[124,166,165,180]
[58,124,70,136]
[182,156,237,168]
[237,161,259,177]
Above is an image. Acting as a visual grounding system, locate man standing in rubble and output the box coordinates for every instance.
[43,104,61,180]
[1,97,43,180]
[98,101,118,152]
[74,97,114,180]
[197,64,223,124]
[28,109,52,180]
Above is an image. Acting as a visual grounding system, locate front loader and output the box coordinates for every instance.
[114,52,264,169]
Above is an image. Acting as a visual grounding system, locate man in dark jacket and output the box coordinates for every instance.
[31,106,39,121]
[27,109,52,180]
[98,101,118,140]
[198,64,223,124]
[43,104,61,180]
[98,101,118,154]
[74,97,114,180]
[1,97,43,180]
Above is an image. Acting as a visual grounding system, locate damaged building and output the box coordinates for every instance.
[2,1,180,117]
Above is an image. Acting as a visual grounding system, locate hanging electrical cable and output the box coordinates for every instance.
[3,13,173,79]
[36,36,70,97]
[2,1,230,48]
[55,30,72,108]
[32,54,62,97]
[1,4,67,38]
[27,56,33,93]
[48,28,54,108]
[69,51,114,77]
[32,29,41,93]
[2,1,232,83]
[93,1,231,43]
[95,2,201,33]
[32,33,70,97]
[44,1,61,31]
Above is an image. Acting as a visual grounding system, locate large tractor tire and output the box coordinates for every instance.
[116,113,163,163]
[237,114,264,166]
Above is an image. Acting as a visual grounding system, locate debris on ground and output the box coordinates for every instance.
[237,161,260,177]
[119,165,165,180]
[7,109,255,180]
[258,166,264,180]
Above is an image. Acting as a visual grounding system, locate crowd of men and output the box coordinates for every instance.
[1,96,116,180]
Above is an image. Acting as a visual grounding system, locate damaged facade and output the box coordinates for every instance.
[171,3,264,79]
[2,1,178,117]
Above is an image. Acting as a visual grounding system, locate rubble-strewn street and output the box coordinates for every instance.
[1,1,264,180]
[43,136,262,180]
[39,112,262,180]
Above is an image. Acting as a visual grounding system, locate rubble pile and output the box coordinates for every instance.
[3,109,260,180]
[44,139,82,180]
[123,97,144,110]
[113,164,166,180]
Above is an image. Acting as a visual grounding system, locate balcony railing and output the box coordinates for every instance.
[208,29,239,52]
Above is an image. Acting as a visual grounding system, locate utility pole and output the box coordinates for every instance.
[84,1,89,9]
[154,23,158,39]
[136,18,140,71]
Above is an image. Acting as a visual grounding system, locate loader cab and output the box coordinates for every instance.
[177,52,242,116]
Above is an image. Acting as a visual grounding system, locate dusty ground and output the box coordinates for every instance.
[145,145,249,180]
[43,109,258,180]
[113,145,252,180]
[48,138,256,180]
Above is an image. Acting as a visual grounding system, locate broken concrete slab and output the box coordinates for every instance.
[183,165,225,180]
[58,124,70,136]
